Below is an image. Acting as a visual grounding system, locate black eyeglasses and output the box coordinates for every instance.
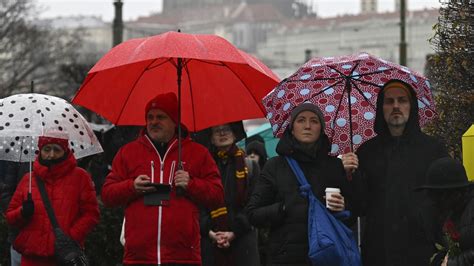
[211,126,232,135]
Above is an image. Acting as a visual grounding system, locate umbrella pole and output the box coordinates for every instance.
[345,78,361,250]
[28,155,32,193]
[176,57,185,196]
[177,57,183,170]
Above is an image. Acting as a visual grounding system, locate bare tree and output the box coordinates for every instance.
[0,0,86,98]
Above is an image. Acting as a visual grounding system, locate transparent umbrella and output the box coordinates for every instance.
[0,93,103,162]
[0,93,103,193]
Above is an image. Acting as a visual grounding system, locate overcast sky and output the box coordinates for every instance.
[36,0,441,22]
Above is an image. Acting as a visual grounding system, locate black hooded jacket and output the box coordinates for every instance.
[353,80,448,266]
[247,128,351,265]
[446,190,474,266]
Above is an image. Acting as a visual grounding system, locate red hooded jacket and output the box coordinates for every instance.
[6,153,100,257]
[101,133,226,265]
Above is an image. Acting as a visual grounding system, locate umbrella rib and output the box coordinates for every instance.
[306,80,345,99]
[219,61,266,114]
[146,58,175,70]
[286,77,345,82]
[353,69,393,78]
[349,61,361,76]
[350,79,377,109]
[328,65,348,78]
[115,58,160,124]
[183,59,197,131]
[330,84,348,149]
[193,59,226,67]
[352,78,385,89]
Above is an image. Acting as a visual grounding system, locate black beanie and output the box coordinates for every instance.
[290,102,325,131]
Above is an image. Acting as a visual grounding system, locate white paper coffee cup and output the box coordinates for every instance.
[325,187,341,209]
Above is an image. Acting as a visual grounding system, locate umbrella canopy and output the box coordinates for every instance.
[236,123,278,158]
[263,52,436,155]
[72,31,280,132]
[462,124,474,180]
[0,93,103,162]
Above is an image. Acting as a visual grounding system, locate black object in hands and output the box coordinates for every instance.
[175,163,185,197]
[176,186,185,196]
[21,193,34,219]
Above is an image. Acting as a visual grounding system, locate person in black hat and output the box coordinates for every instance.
[416,157,474,266]
[246,140,268,170]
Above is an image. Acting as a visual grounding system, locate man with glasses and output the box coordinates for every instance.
[200,122,260,266]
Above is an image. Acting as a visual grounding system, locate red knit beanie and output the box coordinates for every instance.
[145,92,179,125]
[38,136,70,154]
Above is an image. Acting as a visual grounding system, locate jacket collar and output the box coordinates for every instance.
[276,127,330,162]
[33,152,77,182]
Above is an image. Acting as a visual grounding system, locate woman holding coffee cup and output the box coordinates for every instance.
[247,102,352,266]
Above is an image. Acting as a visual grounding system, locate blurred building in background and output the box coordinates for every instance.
[257,9,438,76]
[41,16,111,60]
[43,1,438,84]
[39,0,440,132]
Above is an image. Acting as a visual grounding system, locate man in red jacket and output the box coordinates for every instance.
[101,92,228,265]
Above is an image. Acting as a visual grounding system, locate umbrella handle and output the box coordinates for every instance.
[175,161,185,196]
[28,158,32,193]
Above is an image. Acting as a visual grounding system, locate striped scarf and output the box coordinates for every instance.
[216,144,249,207]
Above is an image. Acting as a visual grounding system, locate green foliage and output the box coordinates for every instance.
[425,1,474,160]
[0,201,125,266]
[85,200,124,266]
[0,216,10,265]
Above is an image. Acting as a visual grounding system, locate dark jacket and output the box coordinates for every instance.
[353,81,448,266]
[247,129,351,265]
[442,190,474,266]
[200,150,260,266]
[0,161,29,243]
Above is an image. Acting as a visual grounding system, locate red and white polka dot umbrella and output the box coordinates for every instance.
[262,52,436,155]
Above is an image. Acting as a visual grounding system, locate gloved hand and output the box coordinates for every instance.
[21,193,34,219]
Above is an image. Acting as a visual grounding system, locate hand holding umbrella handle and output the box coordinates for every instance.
[21,193,35,219]
[175,162,186,196]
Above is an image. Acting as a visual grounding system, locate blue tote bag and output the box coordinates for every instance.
[285,156,361,266]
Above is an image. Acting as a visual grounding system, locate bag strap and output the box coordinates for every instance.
[285,156,351,220]
[285,156,322,204]
[35,175,60,229]
[285,156,309,187]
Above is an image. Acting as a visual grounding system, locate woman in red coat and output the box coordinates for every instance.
[6,136,100,266]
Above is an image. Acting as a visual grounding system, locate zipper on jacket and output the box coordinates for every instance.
[145,135,178,264]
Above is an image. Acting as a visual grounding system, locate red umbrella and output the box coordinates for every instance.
[73,31,279,168]
[73,31,279,130]
[262,52,436,155]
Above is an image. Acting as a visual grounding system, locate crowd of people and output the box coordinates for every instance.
[0,79,473,266]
